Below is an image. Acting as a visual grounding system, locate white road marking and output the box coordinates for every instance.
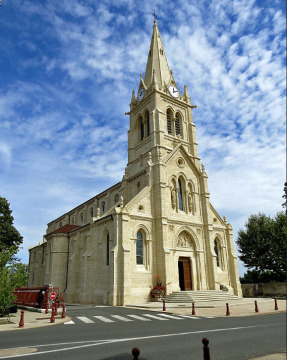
[176,315,201,319]
[111,315,133,322]
[143,314,169,320]
[94,316,114,323]
[127,314,151,321]
[64,320,75,325]
[1,323,283,358]
[77,317,95,323]
[156,313,184,320]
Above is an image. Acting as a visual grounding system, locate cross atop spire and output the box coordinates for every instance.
[152,8,157,23]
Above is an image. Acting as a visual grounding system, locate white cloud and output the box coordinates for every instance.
[0,143,12,166]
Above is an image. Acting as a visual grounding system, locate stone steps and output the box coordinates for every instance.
[165,290,241,303]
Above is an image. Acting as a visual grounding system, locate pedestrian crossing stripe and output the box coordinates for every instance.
[94,316,114,323]
[64,313,210,324]
[156,313,184,320]
[111,315,133,322]
[176,315,201,319]
[77,316,95,323]
[127,314,151,321]
[142,314,169,320]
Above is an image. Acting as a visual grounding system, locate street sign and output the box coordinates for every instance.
[50,292,57,300]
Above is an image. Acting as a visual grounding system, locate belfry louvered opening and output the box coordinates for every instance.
[167,111,172,134]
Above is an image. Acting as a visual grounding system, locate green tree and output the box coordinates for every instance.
[9,262,28,288]
[0,198,25,315]
[0,197,23,252]
[0,248,16,315]
[237,212,287,282]
[240,269,285,284]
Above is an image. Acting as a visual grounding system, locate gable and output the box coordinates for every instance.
[209,203,227,227]
[125,185,152,216]
[163,144,201,190]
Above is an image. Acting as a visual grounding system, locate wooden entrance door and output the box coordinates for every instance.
[178,257,192,291]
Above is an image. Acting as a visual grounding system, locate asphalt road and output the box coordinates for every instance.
[0,306,285,360]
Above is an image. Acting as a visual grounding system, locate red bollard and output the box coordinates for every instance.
[132,347,140,360]
[226,303,230,316]
[163,299,166,311]
[54,303,58,316]
[202,338,210,360]
[45,303,49,314]
[19,310,25,328]
[255,300,259,313]
[50,308,55,323]
[275,299,278,310]
[192,302,196,315]
[61,304,66,318]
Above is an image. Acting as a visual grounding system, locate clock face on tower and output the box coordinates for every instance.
[168,85,179,98]
[137,88,145,101]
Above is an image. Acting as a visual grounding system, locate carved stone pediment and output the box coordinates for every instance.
[175,231,194,249]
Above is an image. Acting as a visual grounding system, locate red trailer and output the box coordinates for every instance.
[13,285,61,309]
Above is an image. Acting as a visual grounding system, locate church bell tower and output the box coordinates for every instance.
[126,19,201,188]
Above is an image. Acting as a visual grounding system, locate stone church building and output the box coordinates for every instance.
[28,21,242,305]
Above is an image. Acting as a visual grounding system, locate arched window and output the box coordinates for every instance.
[136,230,143,265]
[146,112,150,137]
[178,179,183,211]
[214,239,220,267]
[175,114,181,136]
[102,202,106,213]
[90,207,94,218]
[167,110,172,135]
[140,116,144,141]
[115,194,119,203]
[106,233,110,266]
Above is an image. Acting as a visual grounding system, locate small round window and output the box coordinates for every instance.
[177,157,185,167]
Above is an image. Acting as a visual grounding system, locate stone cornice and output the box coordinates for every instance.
[129,215,153,221]
[127,170,147,182]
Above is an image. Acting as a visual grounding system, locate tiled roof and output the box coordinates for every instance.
[52,224,79,234]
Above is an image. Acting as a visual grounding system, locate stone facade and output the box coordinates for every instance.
[28,20,242,305]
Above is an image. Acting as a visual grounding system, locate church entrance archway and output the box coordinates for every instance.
[178,257,192,291]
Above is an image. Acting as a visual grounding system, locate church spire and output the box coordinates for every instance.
[144,20,171,90]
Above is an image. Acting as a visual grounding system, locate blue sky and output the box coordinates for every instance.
[0,0,286,276]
